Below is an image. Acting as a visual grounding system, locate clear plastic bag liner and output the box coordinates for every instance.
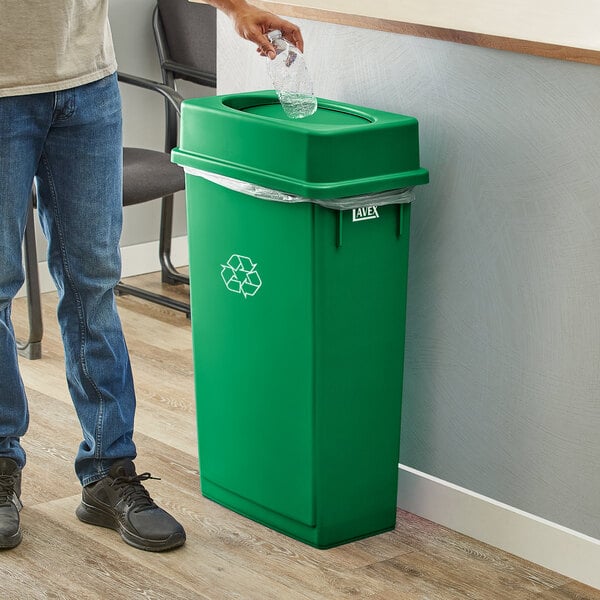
[184,167,415,210]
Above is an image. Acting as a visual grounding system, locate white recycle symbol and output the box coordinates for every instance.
[220,254,262,298]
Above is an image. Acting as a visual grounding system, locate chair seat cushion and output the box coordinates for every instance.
[123,147,185,206]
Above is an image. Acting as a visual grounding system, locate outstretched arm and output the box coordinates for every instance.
[201,0,304,57]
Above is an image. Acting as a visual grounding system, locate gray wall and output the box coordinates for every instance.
[216,15,600,539]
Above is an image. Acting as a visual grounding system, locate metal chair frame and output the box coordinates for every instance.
[150,1,216,283]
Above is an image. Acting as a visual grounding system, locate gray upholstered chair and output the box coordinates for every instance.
[113,73,188,315]
[18,0,216,358]
[114,0,217,313]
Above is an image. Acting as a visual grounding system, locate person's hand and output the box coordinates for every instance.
[225,2,304,58]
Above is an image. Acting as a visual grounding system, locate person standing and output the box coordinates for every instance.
[0,0,303,551]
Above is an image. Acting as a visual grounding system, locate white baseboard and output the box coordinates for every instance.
[397,464,600,589]
[16,236,189,298]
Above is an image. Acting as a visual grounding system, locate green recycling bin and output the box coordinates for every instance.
[172,91,428,549]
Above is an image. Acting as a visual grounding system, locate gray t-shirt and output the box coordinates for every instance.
[0,0,117,97]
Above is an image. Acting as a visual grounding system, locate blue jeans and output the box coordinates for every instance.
[0,74,137,486]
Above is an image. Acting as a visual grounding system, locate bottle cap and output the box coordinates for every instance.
[267,30,282,42]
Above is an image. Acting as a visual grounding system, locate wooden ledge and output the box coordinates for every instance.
[250,1,600,67]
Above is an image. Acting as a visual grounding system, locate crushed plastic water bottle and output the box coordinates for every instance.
[266,30,317,119]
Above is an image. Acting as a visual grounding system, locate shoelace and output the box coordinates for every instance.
[110,472,160,513]
[0,474,17,505]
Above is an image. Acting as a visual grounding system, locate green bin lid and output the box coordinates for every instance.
[172,91,428,199]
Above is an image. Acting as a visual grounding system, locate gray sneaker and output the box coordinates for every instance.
[0,457,23,549]
[76,459,185,552]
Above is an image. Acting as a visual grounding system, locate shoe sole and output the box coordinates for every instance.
[0,529,23,549]
[76,501,185,552]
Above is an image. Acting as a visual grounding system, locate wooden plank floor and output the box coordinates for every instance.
[9,272,600,599]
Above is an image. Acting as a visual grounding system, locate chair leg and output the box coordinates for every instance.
[17,195,43,360]
[114,282,190,318]
[114,195,190,317]
[159,194,189,286]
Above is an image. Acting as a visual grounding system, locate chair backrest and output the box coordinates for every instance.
[154,0,217,88]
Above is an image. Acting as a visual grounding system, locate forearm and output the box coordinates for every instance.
[192,0,304,55]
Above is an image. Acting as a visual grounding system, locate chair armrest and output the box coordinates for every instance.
[117,71,184,115]
[161,60,216,89]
